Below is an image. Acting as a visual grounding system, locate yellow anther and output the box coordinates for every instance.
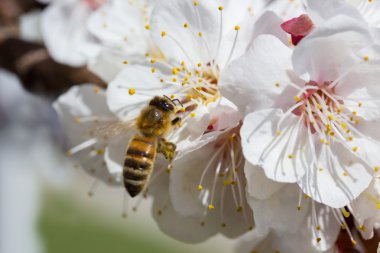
[151,68,156,73]
[123,60,129,64]
[288,154,294,159]
[341,224,347,229]
[276,130,281,136]
[316,226,321,231]
[320,138,325,143]
[150,59,156,63]
[183,22,188,28]
[170,94,175,99]
[172,77,177,82]
[196,86,202,90]
[343,171,348,176]
[375,166,379,172]
[197,62,202,67]
[208,204,215,210]
[337,106,343,113]
[328,114,333,121]
[359,225,366,231]
[293,96,300,101]
[317,104,322,110]
[236,206,243,212]
[351,239,357,245]
[363,56,369,61]
[377,203,380,209]
[358,102,363,107]
[341,207,351,218]
[348,136,353,141]
[193,1,198,6]
[145,24,150,30]
[275,83,281,88]
[160,78,164,83]
[172,67,178,75]
[297,205,302,211]
[355,119,360,124]
[195,70,200,75]
[235,25,240,31]
[180,107,186,112]
[340,122,348,129]
[218,6,223,11]
[353,111,357,116]
[198,185,203,191]
[304,194,310,199]
[128,88,136,95]
[187,94,193,99]
[96,149,104,155]
[198,78,203,83]
[161,31,166,37]
[319,168,324,172]
[190,112,197,117]
[353,146,358,152]
[198,32,202,37]
[316,237,322,243]
[66,150,73,156]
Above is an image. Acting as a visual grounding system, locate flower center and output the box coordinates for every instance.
[292,80,346,136]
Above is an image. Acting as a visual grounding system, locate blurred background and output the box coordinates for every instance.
[0,1,234,252]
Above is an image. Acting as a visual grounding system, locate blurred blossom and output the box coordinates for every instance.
[0,70,69,253]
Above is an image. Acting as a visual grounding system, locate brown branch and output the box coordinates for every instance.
[0,38,107,97]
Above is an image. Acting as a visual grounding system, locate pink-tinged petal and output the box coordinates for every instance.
[220,35,293,115]
[299,141,373,208]
[281,14,314,45]
[241,109,309,183]
[293,15,371,83]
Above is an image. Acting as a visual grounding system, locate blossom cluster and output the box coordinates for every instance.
[44,0,380,252]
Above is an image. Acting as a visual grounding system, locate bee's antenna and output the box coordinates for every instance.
[164,95,183,108]
[172,99,184,108]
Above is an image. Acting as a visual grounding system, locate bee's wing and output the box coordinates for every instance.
[88,121,135,142]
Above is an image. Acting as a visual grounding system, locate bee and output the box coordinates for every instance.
[91,96,182,197]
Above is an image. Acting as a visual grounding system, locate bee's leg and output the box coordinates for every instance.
[171,117,182,127]
[157,138,177,163]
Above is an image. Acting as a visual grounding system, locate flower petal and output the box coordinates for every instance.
[244,162,285,200]
[220,35,293,114]
[107,65,180,121]
[293,15,371,83]
[247,183,310,234]
[241,109,308,183]
[87,0,149,56]
[150,0,252,67]
[298,141,373,208]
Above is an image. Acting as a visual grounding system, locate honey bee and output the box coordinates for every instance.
[91,96,182,197]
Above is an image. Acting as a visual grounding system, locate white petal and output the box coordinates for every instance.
[220,35,293,114]
[149,163,219,243]
[107,65,180,121]
[293,15,371,83]
[41,1,100,66]
[87,0,149,55]
[53,85,121,185]
[305,0,362,24]
[150,0,252,67]
[169,145,215,217]
[299,141,373,208]
[241,109,308,183]
[244,162,285,200]
[247,184,310,234]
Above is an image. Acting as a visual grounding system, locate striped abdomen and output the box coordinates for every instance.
[124,134,157,197]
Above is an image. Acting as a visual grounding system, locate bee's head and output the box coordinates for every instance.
[149,96,176,112]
